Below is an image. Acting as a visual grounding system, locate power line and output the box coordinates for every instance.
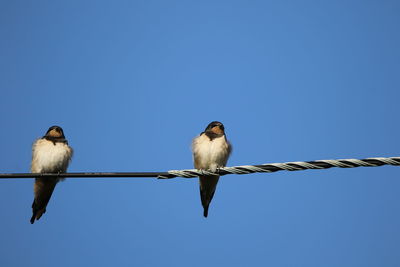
[0,172,168,179]
[0,156,399,180]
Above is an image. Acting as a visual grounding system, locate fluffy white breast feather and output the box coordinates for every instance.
[192,134,231,172]
[31,139,73,174]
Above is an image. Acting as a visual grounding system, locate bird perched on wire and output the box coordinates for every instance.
[30,126,73,224]
[192,121,232,217]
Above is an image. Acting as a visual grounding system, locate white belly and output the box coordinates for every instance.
[31,139,72,173]
[193,134,230,172]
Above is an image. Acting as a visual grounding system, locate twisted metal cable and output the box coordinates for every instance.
[0,156,399,179]
[159,157,400,179]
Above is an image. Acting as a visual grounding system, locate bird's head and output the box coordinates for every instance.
[205,121,225,136]
[45,126,65,138]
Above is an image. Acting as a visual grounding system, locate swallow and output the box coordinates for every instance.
[192,121,232,217]
[30,126,73,224]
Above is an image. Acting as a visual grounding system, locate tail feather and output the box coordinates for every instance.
[200,189,212,218]
[203,204,209,218]
[30,213,36,224]
[199,175,219,218]
[30,178,57,224]
[30,200,46,224]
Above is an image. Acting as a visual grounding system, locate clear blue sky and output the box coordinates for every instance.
[1,1,400,266]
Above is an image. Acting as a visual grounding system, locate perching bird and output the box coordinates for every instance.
[30,126,73,224]
[192,121,232,217]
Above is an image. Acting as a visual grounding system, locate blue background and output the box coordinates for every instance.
[1,1,399,266]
